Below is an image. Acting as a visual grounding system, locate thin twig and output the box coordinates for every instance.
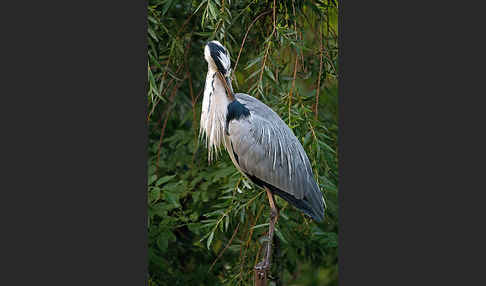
[147,12,194,123]
[315,17,324,120]
[323,44,338,78]
[155,76,185,170]
[209,222,240,272]
[147,60,171,122]
[300,31,305,73]
[154,37,193,169]
[288,53,298,125]
[303,9,338,79]
[233,9,272,74]
[257,42,271,94]
[253,243,263,269]
[238,199,265,284]
[256,0,277,98]
[175,11,195,36]
[288,0,298,125]
[272,0,276,30]
[187,70,199,167]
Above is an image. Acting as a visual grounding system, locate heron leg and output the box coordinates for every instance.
[255,187,279,272]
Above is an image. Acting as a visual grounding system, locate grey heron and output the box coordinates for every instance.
[200,40,325,276]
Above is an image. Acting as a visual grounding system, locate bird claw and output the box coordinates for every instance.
[270,209,278,220]
[254,261,270,271]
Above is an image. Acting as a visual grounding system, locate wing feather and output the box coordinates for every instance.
[226,93,325,221]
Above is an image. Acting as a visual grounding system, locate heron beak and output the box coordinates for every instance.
[217,71,235,101]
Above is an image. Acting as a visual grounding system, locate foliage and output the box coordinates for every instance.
[148,0,338,285]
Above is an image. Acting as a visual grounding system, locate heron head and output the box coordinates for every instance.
[204,40,231,77]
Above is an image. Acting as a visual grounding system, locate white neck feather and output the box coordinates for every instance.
[200,68,232,162]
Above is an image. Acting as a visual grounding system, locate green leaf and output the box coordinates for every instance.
[193,0,207,16]
[224,215,229,231]
[242,179,252,190]
[319,141,336,154]
[147,15,158,25]
[275,228,288,244]
[151,203,168,218]
[149,187,160,203]
[245,56,263,70]
[165,192,180,208]
[251,223,269,230]
[303,131,312,147]
[207,231,214,249]
[157,234,168,252]
[156,175,175,186]
[190,212,199,221]
[207,1,218,20]
[264,66,276,82]
[148,174,157,185]
[162,0,174,16]
[148,27,158,42]
[204,209,224,217]
[148,164,155,176]
[198,231,212,243]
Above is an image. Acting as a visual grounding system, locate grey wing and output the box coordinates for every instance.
[227,93,325,221]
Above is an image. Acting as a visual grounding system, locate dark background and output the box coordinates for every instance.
[1,1,485,285]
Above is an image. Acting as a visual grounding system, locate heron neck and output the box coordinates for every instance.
[200,70,233,161]
[204,70,233,111]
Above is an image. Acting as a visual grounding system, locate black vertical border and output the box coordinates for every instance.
[1,1,148,285]
[341,0,485,285]
[337,0,344,285]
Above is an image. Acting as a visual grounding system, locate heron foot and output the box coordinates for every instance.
[270,209,278,220]
[254,261,270,271]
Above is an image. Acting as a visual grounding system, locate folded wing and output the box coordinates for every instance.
[226,93,325,221]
